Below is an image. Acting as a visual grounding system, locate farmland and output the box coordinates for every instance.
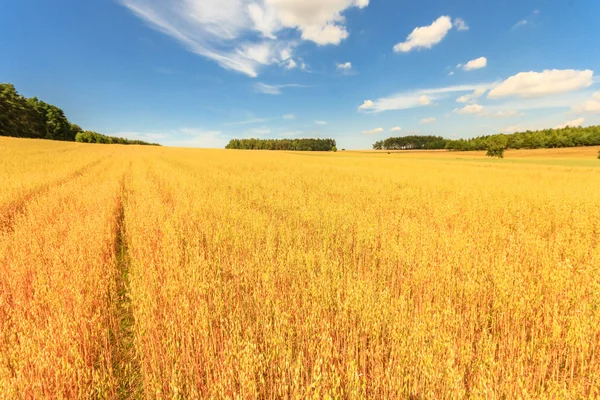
[1,137,599,398]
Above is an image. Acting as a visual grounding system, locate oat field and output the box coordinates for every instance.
[1,137,599,399]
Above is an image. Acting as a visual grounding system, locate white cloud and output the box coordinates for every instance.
[454,104,483,114]
[487,110,524,118]
[120,0,369,77]
[420,117,436,124]
[359,99,374,110]
[362,127,384,135]
[393,16,453,53]
[419,95,431,105]
[362,83,494,113]
[250,0,370,45]
[314,120,328,125]
[248,127,272,135]
[284,58,297,69]
[488,69,593,99]
[502,125,525,134]
[555,117,585,129]
[572,92,600,114]
[463,57,487,71]
[448,71,455,76]
[283,113,295,119]
[456,87,487,103]
[337,62,352,70]
[391,126,402,132]
[222,117,271,126]
[254,82,304,95]
[454,18,469,31]
[512,20,528,29]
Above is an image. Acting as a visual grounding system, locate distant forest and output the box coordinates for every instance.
[0,83,159,146]
[374,126,600,151]
[226,138,337,151]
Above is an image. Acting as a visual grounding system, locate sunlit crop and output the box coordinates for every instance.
[1,137,599,398]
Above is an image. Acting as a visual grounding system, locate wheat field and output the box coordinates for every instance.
[1,137,599,399]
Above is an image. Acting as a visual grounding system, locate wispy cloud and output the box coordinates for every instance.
[512,9,541,30]
[358,82,496,113]
[361,127,384,135]
[337,62,352,70]
[314,120,328,125]
[420,117,436,124]
[222,117,272,126]
[454,18,469,31]
[119,0,370,77]
[254,82,305,95]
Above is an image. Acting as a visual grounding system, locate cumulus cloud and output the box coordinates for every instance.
[254,82,304,94]
[463,57,487,71]
[420,117,436,124]
[249,0,369,45]
[391,126,402,132]
[453,104,483,114]
[337,61,352,70]
[454,18,469,31]
[362,127,384,135]
[555,117,585,129]
[572,92,600,114]
[120,0,369,77]
[488,69,593,99]
[393,16,453,53]
[361,83,493,113]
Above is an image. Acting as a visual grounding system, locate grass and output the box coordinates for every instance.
[1,137,599,398]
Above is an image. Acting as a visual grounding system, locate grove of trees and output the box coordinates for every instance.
[226,138,337,151]
[372,136,448,150]
[0,83,158,146]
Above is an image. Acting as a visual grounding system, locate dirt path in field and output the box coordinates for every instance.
[112,171,142,399]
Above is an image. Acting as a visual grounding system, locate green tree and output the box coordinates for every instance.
[486,134,508,158]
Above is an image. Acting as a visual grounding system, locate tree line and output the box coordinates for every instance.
[372,135,447,150]
[226,138,337,151]
[0,83,159,146]
[374,126,600,158]
[444,125,600,151]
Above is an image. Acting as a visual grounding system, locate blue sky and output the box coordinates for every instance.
[2,0,600,149]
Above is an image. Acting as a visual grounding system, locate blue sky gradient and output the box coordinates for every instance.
[2,0,599,148]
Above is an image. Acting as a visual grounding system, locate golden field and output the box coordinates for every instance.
[1,137,599,399]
